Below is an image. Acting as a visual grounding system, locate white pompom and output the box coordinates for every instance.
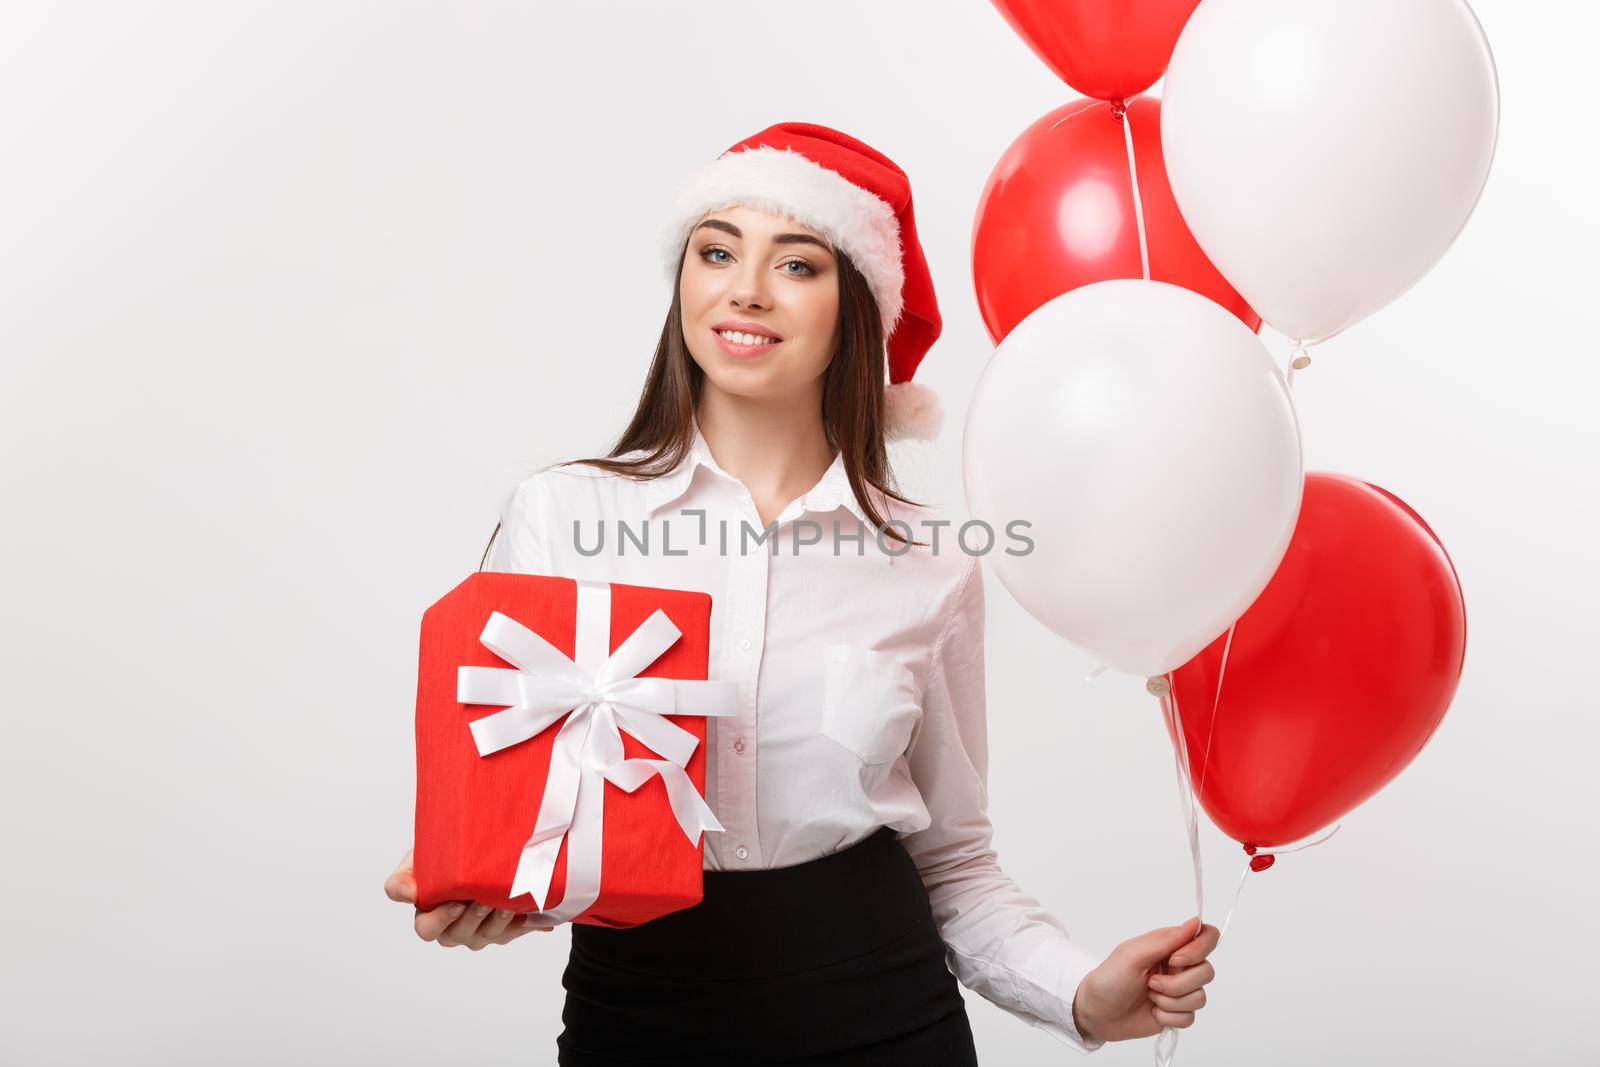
[883,380,943,442]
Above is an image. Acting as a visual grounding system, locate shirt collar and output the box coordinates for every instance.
[643,418,873,527]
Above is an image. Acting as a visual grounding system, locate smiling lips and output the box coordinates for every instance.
[712,325,782,357]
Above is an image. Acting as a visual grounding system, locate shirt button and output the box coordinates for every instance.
[732,736,745,754]
[739,638,752,651]
[735,845,749,861]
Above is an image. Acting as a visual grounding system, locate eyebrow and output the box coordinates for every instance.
[693,218,833,253]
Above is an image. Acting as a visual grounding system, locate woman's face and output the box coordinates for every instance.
[679,204,840,407]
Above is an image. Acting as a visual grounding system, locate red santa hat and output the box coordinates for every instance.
[661,121,944,441]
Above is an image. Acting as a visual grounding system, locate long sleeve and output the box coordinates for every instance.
[483,475,549,575]
[900,554,1108,1055]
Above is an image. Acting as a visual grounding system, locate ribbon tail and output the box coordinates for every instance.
[605,758,723,843]
[510,833,564,909]
[543,723,610,922]
[510,709,590,909]
[657,760,724,841]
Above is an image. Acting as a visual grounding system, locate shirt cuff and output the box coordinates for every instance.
[1018,934,1109,1054]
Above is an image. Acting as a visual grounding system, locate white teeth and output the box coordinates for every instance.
[718,329,778,345]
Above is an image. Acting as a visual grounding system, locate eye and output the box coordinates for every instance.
[698,246,733,265]
[780,259,816,276]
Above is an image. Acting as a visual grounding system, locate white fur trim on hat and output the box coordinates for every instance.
[661,146,906,337]
[884,379,943,442]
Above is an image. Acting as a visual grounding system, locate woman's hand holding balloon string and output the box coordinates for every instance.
[1072,918,1221,1043]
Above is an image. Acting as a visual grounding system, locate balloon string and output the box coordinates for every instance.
[1218,856,1252,940]
[1152,669,1342,1067]
[1216,825,1347,947]
[1116,99,1151,282]
[1152,677,1203,1067]
[1164,680,1205,924]
[1221,824,1344,934]
[1195,621,1236,800]
[1258,823,1344,857]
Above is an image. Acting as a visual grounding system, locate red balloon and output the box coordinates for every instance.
[972,96,1259,345]
[991,0,1201,101]
[1164,473,1468,850]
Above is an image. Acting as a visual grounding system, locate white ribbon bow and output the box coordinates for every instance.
[457,588,737,920]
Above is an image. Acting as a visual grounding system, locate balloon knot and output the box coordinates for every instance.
[1249,854,1275,873]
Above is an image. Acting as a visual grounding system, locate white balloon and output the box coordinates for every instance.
[963,280,1303,678]
[1161,0,1499,344]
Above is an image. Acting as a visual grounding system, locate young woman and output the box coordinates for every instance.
[385,122,1220,1065]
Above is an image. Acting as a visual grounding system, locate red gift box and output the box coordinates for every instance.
[414,571,735,928]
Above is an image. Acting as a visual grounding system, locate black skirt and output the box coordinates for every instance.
[556,827,979,1066]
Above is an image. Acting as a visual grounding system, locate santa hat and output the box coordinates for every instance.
[660,122,944,441]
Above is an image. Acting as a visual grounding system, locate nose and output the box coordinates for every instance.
[729,257,771,311]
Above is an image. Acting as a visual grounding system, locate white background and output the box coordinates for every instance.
[2,2,1593,1064]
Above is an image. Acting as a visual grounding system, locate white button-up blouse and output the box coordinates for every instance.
[484,419,1107,1055]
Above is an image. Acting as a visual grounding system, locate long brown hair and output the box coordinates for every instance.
[480,234,925,569]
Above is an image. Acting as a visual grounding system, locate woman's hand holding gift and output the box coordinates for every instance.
[384,848,555,949]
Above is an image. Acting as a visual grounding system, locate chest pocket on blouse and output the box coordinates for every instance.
[820,644,921,765]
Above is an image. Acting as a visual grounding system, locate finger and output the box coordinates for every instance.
[385,870,417,904]
[1169,922,1221,967]
[385,849,417,903]
[415,902,467,942]
[1153,1008,1195,1029]
[439,902,493,948]
[474,908,517,945]
[1149,987,1206,1013]
[522,913,557,931]
[1119,917,1203,970]
[485,921,540,947]
[1150,960,1214,997]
